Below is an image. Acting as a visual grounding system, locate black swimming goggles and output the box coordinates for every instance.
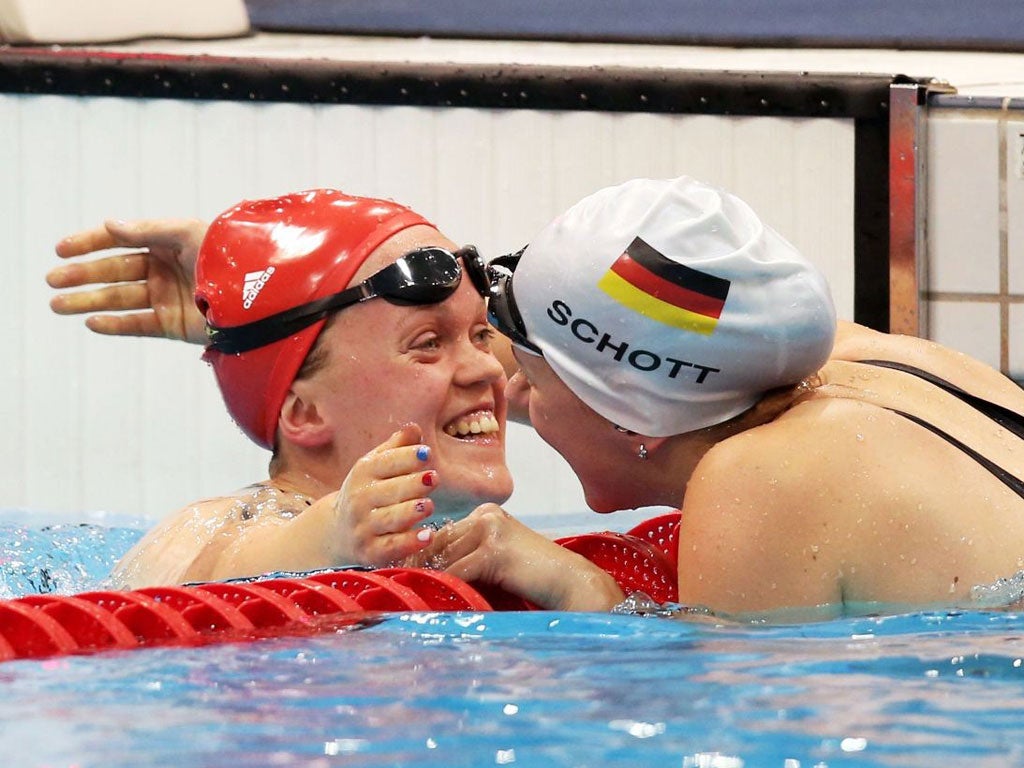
[486,247,543,355]
[206,245,490,354]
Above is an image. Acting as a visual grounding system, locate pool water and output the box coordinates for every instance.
[0,516,144,599]
[2,515,1023,767]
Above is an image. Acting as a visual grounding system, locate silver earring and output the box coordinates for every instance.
[638,444,648,460]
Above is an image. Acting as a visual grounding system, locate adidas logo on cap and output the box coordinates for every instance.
[242,267,276,309]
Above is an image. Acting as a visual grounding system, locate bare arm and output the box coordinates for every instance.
[440,505,625,611]
[47,218,209,343]
[674,426,846,619]
[113,426,441,587]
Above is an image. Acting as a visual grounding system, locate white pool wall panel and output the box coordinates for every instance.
[0,92,854,523]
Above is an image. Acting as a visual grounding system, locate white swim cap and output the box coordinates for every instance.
[493,176,837,437]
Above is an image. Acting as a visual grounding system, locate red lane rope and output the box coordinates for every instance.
[305,569,432,611]
[556,532,678,605]
[470,513,682,611]
[625,511,682,568]
[0,515,683,662]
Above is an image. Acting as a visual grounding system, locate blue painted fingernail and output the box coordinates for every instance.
[416,445,430,462]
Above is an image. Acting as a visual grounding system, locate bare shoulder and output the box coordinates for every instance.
[111,493,248,588]
[696,397,872,490]
[142,493,247,537]
[831,321,1024,410]
[676,398,885,615]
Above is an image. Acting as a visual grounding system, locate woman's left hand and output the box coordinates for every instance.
[437,505,624,611]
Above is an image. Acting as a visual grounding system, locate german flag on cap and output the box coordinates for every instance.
[597,237,730,335]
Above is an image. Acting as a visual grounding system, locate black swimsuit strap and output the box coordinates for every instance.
[856,359,1024,500]
[888,408,1024,500]
[857,359,1024,439]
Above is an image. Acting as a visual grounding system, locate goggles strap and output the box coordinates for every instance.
[207,246,483,355]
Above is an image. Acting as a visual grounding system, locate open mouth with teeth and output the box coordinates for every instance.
[444,411,501,439]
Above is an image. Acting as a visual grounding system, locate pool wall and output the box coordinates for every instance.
[0,37,1020,525]
[923,96,1024,378]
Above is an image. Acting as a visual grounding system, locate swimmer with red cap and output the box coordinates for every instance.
[47,192,625,609]
[88,189,524,588]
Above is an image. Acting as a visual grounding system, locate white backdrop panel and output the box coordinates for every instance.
[0,94,855,523]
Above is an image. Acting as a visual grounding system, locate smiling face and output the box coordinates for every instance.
[293,225,513,514]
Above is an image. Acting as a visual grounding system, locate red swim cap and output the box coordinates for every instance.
[196,189,432,449]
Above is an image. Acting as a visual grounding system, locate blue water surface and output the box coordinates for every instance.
[1,610,1023,767]
[0,512,144,598]
[1,512,1023,767]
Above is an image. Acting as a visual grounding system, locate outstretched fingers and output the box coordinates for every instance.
[49,274,150,313]
[47,252,148,291]
[47,253,170,338]
[48,218,210,343]
[54,224,123,260]
[104,217,207,256]
[54,218,204,258]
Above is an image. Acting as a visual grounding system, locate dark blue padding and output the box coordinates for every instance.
[244,0,1024,52]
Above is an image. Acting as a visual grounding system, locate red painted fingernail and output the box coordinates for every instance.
[421,471,436,487]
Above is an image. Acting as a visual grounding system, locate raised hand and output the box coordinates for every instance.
[326,424,439,567]
[47,218,209,344]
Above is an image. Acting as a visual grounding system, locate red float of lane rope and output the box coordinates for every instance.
[556,532,678,605]
[17,595,139,652]
[626,511,682,568]
[0,566,496,662]
[0,600,80,659]
[305,569,432,611]
[256,577,365,614]
[195,582,315,628]
[135,585,256,633]
[376,567,493,611]
[0,627,16,661]
[0,515,680,662]
[75,590,199,642]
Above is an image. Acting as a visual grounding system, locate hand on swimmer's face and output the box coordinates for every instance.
[327,423,441,567]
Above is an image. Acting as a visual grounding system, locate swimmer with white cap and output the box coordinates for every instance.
[440,176,1024,618]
